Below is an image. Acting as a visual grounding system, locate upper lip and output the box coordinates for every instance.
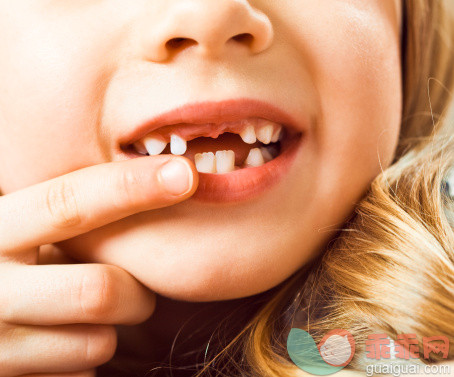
[120,98,306,146]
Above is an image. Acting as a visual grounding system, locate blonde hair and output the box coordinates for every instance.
[192,0,454,375]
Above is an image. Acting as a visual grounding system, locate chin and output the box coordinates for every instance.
[57,209,311,302]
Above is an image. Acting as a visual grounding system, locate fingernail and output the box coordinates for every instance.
[158,159,193,195]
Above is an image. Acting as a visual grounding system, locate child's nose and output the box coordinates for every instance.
[140,0,274,62]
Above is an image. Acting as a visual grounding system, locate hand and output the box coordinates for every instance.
[0,156,198,376]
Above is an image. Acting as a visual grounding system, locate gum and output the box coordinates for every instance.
[150,118,280,143]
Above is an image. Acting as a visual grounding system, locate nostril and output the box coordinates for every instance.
[166,37,197,50]
[231,33,253,44]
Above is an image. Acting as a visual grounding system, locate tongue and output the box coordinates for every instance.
[165,133,261,165]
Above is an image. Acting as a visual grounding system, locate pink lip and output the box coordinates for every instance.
[192,133,304,203]
[120,98,310,203]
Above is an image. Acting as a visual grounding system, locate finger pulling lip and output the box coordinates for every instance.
[117,98,310,203]
[191,133,304,203]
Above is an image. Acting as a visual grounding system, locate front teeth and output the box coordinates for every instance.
[194,150,235,174]
[170,134,187,155]
[256,123,274,144]
[241,121,281,145]
[244,148,265,167]
[194,152,216,173]
[239,124,257,144]
[215,150,235,173]
[194,147,268,173]
[143,136,167,156]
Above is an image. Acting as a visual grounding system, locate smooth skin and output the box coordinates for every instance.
[0,156,197,376]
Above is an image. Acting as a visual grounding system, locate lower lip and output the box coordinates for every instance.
[191,134,304,203]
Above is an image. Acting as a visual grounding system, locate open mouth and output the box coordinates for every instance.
[121,105,306,203]
[125,117,302,174]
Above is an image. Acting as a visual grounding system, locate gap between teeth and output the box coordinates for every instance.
[135,119,283,156]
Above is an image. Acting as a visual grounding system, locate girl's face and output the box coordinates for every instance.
[0,1,402,301]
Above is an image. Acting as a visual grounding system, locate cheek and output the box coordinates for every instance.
[316,22,402,184]
[0,11,113,193]
[289,2,402,199]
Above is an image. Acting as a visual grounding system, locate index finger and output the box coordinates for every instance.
[0,155,197,255]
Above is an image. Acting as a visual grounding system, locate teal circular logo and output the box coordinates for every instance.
[287,328,356,375]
